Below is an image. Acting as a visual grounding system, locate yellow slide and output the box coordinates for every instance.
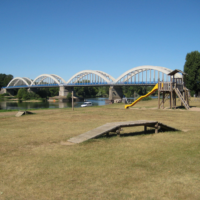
[125,83,158,109]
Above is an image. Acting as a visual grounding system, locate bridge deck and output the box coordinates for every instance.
[68,120,178,144]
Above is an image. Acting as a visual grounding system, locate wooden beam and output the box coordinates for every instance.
[155,122,158,133]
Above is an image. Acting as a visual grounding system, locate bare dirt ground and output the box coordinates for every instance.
[188,107,200,111]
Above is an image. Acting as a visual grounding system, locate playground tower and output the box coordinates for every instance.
[158,69,189,110]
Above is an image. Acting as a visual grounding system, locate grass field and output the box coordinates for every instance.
[0,98,200,199]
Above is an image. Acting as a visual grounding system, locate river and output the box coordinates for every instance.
[0,96,158,110]
[0,98,109,110]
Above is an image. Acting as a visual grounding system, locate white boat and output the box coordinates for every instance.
[81,102,92,107]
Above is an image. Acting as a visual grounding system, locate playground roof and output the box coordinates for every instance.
[168,69,187,76]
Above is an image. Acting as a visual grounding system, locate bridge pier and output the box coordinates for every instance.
[0,88,7,94]
[109,86,123,100]
[1,88,15,96]
[28,88,38,93]
[59,86,75,97]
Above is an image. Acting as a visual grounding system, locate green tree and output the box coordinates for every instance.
[17,88,27,99]
[0,74,13,88]
[49,87,59,96]
[184,51,200,95]
[22,93,30,100]
[66,92,72,100]
[96,86,109,97]
[37,89,48,98]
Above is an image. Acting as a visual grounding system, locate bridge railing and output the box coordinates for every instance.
[67,82,109,86]
[5,83,59,89]
[5,80,168,89]
[31,84,59,87]
[115,81,158,85]
[5,85,29,89]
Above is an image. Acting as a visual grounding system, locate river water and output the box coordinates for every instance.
[0,96,158,110]
[0,98,109,110]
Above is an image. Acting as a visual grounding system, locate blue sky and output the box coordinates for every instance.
[1,0,200,81]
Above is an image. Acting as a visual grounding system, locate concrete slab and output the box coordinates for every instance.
[15,111,34,117]
[15,111,25,117]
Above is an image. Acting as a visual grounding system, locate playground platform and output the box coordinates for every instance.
[68,120,178,144]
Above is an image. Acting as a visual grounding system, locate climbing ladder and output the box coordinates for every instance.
[174,88,190,110]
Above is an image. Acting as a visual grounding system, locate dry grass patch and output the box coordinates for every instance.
[0,103,200,199]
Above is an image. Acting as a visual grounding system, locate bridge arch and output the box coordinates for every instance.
[7,77,31,87]
[51,74,67,84]
[95,71,115,82]
[115,65,182,84]
[66,70,113,84]
[31,74,66,86]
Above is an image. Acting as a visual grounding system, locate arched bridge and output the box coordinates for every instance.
[5,65,181,88]
[2,65,182,100]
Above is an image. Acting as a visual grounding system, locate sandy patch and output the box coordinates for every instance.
[60,141,75,146]
[182,129,189,132]
[189,107,200,111]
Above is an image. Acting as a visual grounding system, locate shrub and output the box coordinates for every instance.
[66,92,72,100]
[39,98,47,102]
[22,93,30,100]
[190,90,195,97]
[141,96,152,101]
[1,93,10,96]
[17,88,27,99]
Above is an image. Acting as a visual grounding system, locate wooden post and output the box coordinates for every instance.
[144,126,147,132]
[170,79,172,109]
[155,122,158,134]
[175,91,176,108]
[162,91,165,109]
[187,91,190,106]
[116,128,121,136]
[158,91,160,109]
[170,91,172,109]
[173,91,176,109]
[72,91,74,111]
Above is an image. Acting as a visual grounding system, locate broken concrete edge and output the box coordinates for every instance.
[15,110,35,117]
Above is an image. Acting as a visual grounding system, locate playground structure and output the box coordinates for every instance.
[125,70,190,110]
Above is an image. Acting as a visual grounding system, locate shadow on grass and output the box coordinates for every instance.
[98,129,157,139]
[187,106,197,108]
[98,127,179,139]
[82,128,180,144]
[82,130,156,144]
[175,106,188,109]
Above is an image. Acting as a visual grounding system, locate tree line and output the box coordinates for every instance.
[0,74,13,88]
[15,85,153,100]
[73,85,155,98]
[16,88,59,100]
[184,51,200,96]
